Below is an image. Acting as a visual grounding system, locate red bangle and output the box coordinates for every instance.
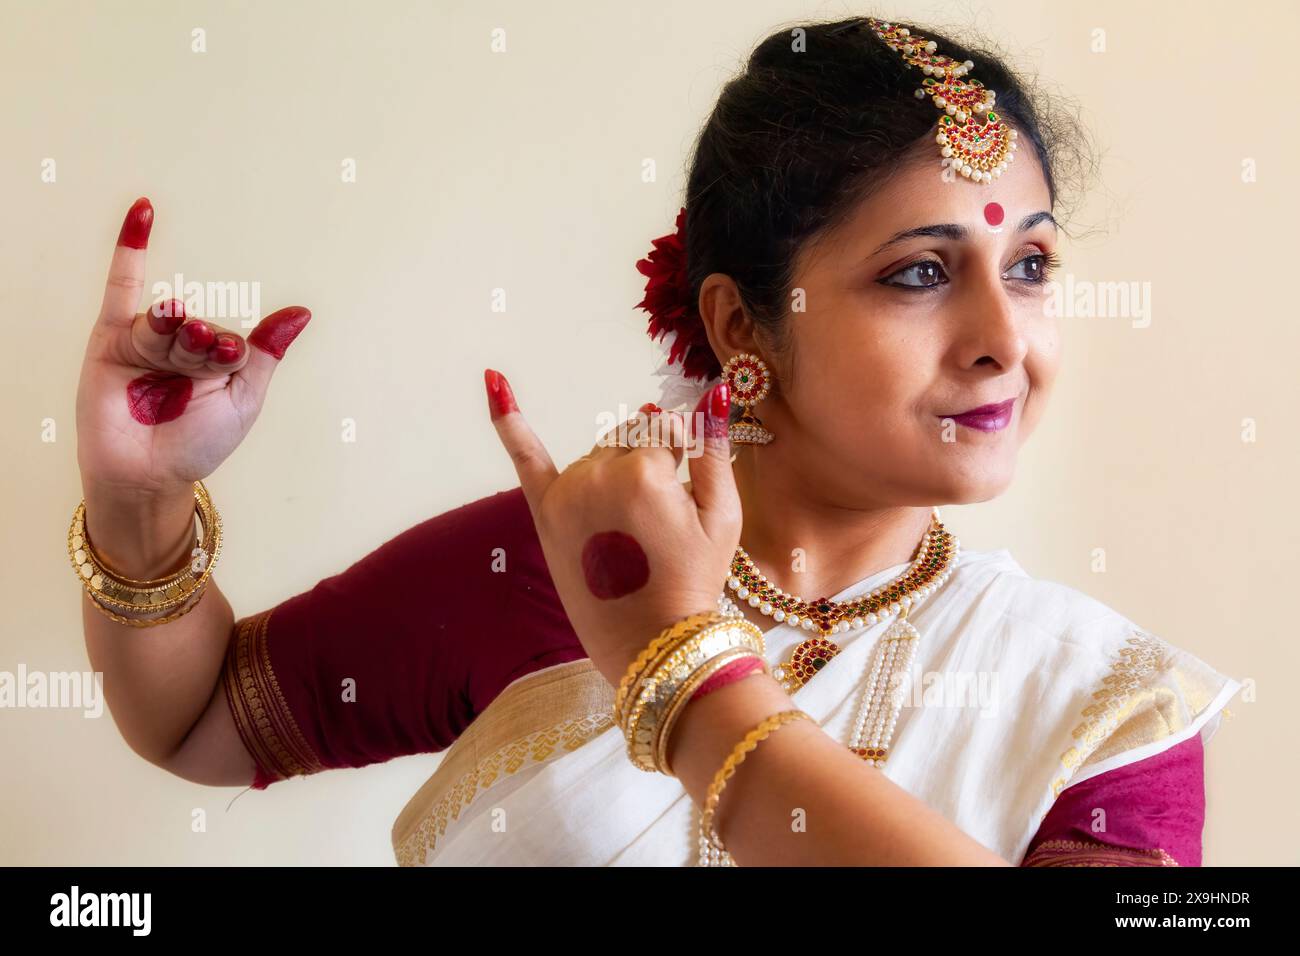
[691,655,767,702]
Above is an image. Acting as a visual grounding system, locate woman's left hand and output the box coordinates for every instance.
[485,369,740,687]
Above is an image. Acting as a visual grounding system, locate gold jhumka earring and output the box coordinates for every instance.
[722,352,774,446]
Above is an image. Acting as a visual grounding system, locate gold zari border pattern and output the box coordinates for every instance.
[1022,838,1179,867]
[391,659,616,867]
[1050,631,1169,797]
[222,609,323,783]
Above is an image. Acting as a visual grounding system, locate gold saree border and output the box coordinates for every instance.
[1050,631,1168,797]
[1022,838,1179,867]
[221,608,323,783]
[391,658,616,867]
[1049,628,1227,798]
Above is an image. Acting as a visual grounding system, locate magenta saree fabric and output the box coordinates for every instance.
[221,485,1209,866]
[1019,733,1205,866]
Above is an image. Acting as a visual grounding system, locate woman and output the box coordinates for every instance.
[73,16,1239,866]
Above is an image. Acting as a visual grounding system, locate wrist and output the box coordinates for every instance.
[664,670,799,802]
[79,479,200,580]
[594,603,725,689]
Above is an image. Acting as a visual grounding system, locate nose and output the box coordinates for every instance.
[952,269,1030,373]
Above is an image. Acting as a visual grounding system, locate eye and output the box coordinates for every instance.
[1003,251,1061,283]
[880,258,948,290]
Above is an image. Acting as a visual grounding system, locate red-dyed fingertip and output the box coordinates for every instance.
[248,306,311,359]
[148,298,186,335]
[117,197,153,249]
[694,381,730,440]
[210,333,244,365]
[177,320,216,353]
[485,369,519,420]
[709,382,730,421]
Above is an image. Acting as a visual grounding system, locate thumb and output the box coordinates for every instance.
[231,306,311,414]
[686,381,740,541]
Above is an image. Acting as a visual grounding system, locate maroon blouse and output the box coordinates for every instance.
[220,485,1207,865]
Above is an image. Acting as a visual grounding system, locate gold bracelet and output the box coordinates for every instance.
[622,618,765,773]
[82,583,210,628]
[71,488,195,604]
[70,481,223,625]
[73,480,220,608]
[655,650,770,778]
[698,709,814,866]
[621,617,763,753]
[613,610,723,729]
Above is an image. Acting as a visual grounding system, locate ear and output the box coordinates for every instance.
[696,272,763,362]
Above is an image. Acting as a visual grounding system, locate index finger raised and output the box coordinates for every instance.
[485,368,560,517]
[98,197,154,330]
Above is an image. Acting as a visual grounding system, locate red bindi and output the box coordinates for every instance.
[126,371,192,425]
[580,531,650,600]
[983,202,1005,227]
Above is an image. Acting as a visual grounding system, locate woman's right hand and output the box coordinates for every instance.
[76,198,311,501]
[74,197,312,576]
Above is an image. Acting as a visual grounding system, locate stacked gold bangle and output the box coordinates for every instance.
[698,709,814,867]
[68,480,222,627]
[615,610,768,776]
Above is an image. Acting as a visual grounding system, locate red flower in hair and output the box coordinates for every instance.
[634,206,721,382]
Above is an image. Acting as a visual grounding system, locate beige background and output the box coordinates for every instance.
[0,0,1293,865]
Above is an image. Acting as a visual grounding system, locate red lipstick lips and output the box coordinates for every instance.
[941,398,1016,432]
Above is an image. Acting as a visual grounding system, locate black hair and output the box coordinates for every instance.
[682,14,1095,384]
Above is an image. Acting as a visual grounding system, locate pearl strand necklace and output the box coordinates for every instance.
[698,514,962,866]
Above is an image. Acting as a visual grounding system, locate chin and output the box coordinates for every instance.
[929,460,1018,504]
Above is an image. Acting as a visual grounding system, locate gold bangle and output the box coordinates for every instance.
[655,650,769,778]
[620,614,763,741]
[83,583,210,628]
[72,480,220,607]
[613,610,723,728]
[622,617,764,751]
[699,708,814,865]
[623,618,765,773]
[69,480,223,622]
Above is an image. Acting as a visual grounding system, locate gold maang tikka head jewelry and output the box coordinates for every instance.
[865,17,1018,184]
[722,352,774,446]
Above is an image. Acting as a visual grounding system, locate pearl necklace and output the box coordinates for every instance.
[699,512,961,866]
[724,509,958,691]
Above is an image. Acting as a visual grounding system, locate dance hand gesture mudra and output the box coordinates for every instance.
[486,370,742,686]
[77,198,312,506]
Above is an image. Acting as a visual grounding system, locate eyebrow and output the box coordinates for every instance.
[868,210,1057,258]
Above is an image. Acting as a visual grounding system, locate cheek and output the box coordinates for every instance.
[1027,321,1062,391]
[1019,320,1061,432]
[791,313,910,417]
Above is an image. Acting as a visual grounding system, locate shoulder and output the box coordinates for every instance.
[945,548,1241,791]
[947,546,1237,690]
[325,484,547,585]
[410,484,537,549]
[294,483,571,651]
[943,547,1139,649]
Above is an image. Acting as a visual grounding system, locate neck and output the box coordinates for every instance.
[729,446,934,602]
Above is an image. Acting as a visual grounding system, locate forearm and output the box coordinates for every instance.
[79,480,236,766]
[665,671,1012,866]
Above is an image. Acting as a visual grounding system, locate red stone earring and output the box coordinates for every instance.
[722,352,774,445]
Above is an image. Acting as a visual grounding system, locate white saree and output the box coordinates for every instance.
[391,547,1242,866]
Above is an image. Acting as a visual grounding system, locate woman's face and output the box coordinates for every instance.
[744,142,1061,507]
